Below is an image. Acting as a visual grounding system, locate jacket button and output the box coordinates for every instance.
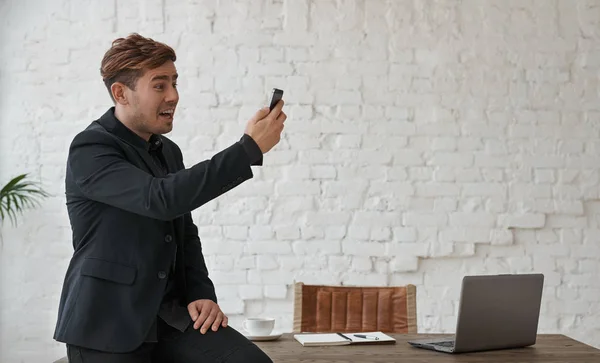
[165,234,173,243]
[158,271,167,279]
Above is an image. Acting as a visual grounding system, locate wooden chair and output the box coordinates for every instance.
[293,282,417,333]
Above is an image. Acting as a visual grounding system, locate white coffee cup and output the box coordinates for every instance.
[243,317,275,336]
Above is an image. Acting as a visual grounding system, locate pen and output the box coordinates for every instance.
[336,332,352,341]
[353,334,379,340]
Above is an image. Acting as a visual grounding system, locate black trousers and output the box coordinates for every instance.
[66,318,273,363]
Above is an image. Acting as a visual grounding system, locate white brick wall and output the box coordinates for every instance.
[1,0,600,361]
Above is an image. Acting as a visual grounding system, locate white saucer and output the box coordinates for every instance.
[243,332,283,341]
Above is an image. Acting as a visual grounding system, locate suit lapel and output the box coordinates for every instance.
[134,149,166,177]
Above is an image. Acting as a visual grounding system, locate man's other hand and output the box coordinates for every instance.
[187,299,228,334]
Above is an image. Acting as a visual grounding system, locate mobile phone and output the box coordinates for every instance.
[269,88,284,111]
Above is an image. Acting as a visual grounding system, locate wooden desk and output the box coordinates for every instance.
[255,334,600,362]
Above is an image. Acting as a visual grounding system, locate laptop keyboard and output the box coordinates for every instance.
[430,341,455,348]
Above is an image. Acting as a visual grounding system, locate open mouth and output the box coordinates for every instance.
[159,109,175,119]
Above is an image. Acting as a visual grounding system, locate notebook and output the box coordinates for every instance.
[294,331,396,347]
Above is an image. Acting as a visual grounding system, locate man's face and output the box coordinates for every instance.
[126,60,179,136]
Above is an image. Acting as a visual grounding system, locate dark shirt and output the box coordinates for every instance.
[144,135,189,341]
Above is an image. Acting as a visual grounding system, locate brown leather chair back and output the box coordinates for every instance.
[293,282,417,333]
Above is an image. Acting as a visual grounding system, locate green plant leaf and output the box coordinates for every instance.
[0,174,26,194]
[0,173,49,226]
[0,199,5,221]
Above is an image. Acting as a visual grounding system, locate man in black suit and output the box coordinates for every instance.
[53,33,285,362]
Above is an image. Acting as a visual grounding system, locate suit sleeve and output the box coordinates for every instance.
[68,129,254,221]
[239,134,263,166]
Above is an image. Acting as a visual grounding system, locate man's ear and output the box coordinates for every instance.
[111,82,129,105]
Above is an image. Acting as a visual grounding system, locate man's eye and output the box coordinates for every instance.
[155,84,164,90]
[173,83,178,88]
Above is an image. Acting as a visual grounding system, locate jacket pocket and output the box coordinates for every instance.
[80,257,136,285]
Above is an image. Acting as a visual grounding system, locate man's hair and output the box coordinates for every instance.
[100,33,176,102]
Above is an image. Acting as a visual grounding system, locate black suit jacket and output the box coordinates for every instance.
[53,108,262,352]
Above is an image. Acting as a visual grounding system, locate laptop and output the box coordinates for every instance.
[408,273,544,354]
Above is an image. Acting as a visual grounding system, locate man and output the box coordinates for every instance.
[53,33,285,362]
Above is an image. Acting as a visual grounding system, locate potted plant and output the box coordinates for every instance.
[0,174,49,226]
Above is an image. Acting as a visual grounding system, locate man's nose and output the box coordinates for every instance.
[166,85,179,104]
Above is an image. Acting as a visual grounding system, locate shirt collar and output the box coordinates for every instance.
[97,107,162,152]
[148,134,163,152]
